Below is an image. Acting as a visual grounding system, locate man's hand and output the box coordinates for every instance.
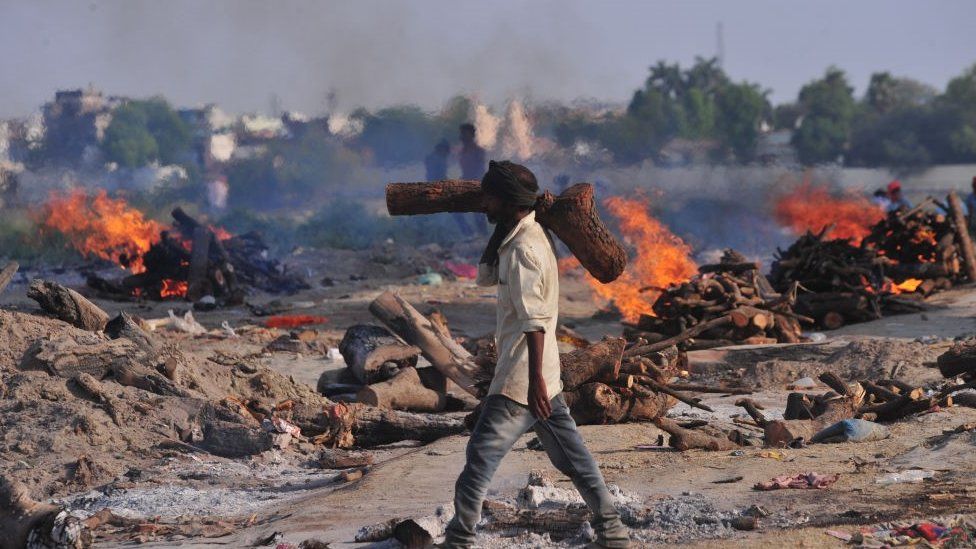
[528,374,551,420]
[525,330,551,419]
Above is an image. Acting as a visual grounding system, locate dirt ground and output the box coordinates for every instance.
[2,247,976,548]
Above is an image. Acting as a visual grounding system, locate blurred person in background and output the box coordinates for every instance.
[425,139,450,181]
[457,123,488,236]
[886,180,912,212]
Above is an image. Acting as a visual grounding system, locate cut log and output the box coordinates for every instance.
[318,448,374,469]
[735,398,769,427]
[559,337,625,391]
[186,225,212,301]
[623,315,732,358]
[386,181,627,283]
[356,367,446,412]
[27,279,108,331]
[369,292,490,397]
[21,333,142,379]
[104,311,158,359]
[818,372,851,396]
[763,419,820,447]
[0,261,18,296]
[783,393,816,420]
[729,307,774,330]
[936,340,976,379]
[653,417,736,451]
[339,324,420,384]
[626,391,676,421]
[821,311,845,330]
[947,191,976,282]
[567,382,629,424]
[670,383,752,395]
[635,376,713,412]
[1,476,90,549]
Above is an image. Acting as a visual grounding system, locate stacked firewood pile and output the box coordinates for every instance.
[769,192,976,330]
[87,207,307,304]
[627,250,809,349]
[320,291,772,426]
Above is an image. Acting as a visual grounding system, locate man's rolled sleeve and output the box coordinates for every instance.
[510,246,551,333]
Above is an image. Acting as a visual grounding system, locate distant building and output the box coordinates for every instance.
[42,87,120,165]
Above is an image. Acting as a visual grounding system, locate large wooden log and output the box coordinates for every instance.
[356,367,446,412]
[565,382,629,424]
[386,181,626,283]
[764,419,820,447]
[947,191,976,282]
[653,417,736,451]
[369,292,490,397]
[559,337,625,391]
[339,324,420,384]
[21,333,142,379]
[623,315,732,358]
[27,279,109,331]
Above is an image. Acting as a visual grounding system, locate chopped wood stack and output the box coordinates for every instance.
[86,207,306,303]
[320,292,734,426]
[768,193,975,329]
[630,249,807,348]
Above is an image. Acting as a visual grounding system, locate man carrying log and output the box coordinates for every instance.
[442,161,630,548]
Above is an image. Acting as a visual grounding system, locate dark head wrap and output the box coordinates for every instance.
[481,160,539,208]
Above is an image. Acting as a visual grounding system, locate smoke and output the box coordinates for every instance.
[473,103,500,150]
[500,100,535,161]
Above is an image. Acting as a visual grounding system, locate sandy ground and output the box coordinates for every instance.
[2,249,976,547]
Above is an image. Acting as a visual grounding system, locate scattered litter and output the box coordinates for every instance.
[847,514,976,546]
[443,261,477,279]
[194,295,217,311]
[811,419,890,444]
[876,470,935,484]
[264,315,328,329]
[756,450,786,460]
[803,332,827,342]
[220,321,238,338]
[417,272,443,286]
[754,472,838,490]
[167,309,207,335]
[789,376,817,389]
[326,347,342,361]
[262,417,301,437]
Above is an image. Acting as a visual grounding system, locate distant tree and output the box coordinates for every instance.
[715,82,770,161]
[940,64,976,161]
[865,72,937,114]
[791,68,856,164]
[354,106,439,167]
[102,98,191,167]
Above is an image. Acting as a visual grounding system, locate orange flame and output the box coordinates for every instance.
[892,278,923,294]
[39,189,164,273]
[160,278,189,298]
[581,196,697,323]
[773,184,884,245]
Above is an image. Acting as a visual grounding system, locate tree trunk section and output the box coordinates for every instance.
[559,337,625,391]
[356,367,446,412]
[386,181,627,283]
[27,279,109,331]
[653,417,736,451]
[369,292,489,397]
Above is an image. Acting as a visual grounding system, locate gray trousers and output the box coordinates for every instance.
[443,393,630,547]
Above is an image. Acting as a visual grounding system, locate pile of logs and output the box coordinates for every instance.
[86,207,306,304]
[769,192,976,330]
[321,291,777,426]
[628,250,808,348]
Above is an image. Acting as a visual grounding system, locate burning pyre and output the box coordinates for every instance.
[37,189,306,303]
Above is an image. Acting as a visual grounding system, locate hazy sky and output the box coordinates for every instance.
[1,0,974,118]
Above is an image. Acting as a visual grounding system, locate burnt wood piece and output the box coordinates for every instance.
[623,315,732,358]
[386,181,626,283]
[937,340,976,379]
[339,324,420,384]
[186,225,212,301]
[27,279,109,331]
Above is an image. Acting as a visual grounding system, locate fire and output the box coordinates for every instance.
[582,195,697,322]
[38,189,164,273]
[892,278,923,294]
[160,278,189,298]
[773,183,884,245]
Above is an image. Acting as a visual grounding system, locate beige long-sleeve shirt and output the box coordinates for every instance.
[477,211,563,405]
